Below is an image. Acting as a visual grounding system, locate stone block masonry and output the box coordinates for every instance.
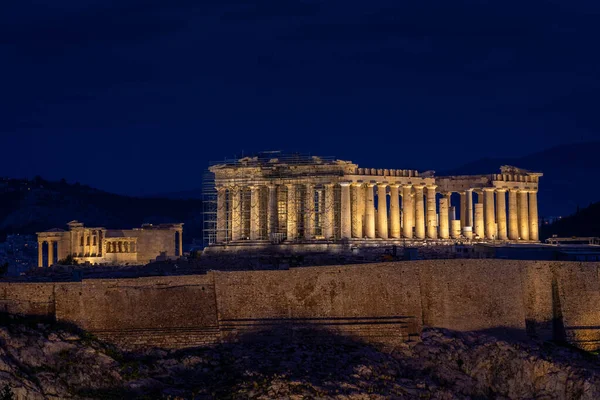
[2,260,600,351]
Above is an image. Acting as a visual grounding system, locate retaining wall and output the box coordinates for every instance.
[1,260,599,350]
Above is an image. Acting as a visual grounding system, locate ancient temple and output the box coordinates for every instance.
[207,154,542,246]
[37,221,183,267]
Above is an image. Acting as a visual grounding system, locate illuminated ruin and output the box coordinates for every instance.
[205,154,542,247]
[37,220,183,267]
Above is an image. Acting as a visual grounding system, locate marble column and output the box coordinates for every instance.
[496,189,508,240]
[250,186,261,240]
[216,186,227,243]
[483,188,496,239]
[529,190,539,241]
[38,242,43,267]
[451,220,461,239]
[376,184,388,239]
[474,203,484,238]
[465,189,474,228]
[459,191,467,230]
[340,182,352,239]
[351,184,362,238]
[414,185,425,239]
[48,241,54,267]
[508,189,519,240]
[286,184,297,240]
[444,193,453,227]
[267,184,278,236]
[518,190,530,240]
[402,185,414,238]
[364,183,376,239]
[231,187,242,240]
[323,183,335,239]
[304,183,315,240]
[426,185,437,239]
[389,184,401,239]
[439,197,449,239]
[178,229,183,256]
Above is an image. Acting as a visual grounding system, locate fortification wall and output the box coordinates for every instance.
[2,260,600,351]
[0,282,55,316]
[417,260,528,335]
[214,263,422,344]
[54,275,218,349]
[553,263,600,350]
[134,230,177,263]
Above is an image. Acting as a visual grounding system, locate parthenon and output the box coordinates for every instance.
[207,154,542,246]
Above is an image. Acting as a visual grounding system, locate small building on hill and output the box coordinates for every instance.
[36,220,183,267]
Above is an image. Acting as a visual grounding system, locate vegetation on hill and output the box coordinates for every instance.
[540,200,600,239]
[0,177,203,243]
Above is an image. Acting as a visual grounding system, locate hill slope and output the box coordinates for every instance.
[0,177,203,243]
[541,200,600,239]
[0,321,599,399]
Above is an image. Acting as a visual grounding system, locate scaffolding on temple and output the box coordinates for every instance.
[202,151,344,247]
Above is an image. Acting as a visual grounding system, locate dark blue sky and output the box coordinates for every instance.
[2,0,599,196]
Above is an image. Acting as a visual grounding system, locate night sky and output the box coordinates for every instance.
[3,0,599,196]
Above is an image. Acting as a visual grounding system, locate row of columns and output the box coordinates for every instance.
[37,239,58,268]
[71,230,103,257]
[216,184,539,242]
[105,241,136,253]
[463,188,539,241]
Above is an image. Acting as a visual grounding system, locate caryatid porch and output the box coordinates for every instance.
[209,157,542,244]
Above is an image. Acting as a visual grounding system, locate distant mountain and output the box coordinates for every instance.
[540,201,600,239]
[0,177,203,243]
[438,142,600,218]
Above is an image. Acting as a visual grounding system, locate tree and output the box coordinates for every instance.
[58,254,78,266]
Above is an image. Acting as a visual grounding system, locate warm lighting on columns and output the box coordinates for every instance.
[340,182,352,239]
[286,184,297,240]
[364,183,376,239]
[216,186,227,243]
[376,183,388,239]
[414,185,425,239]
[402,185,414,239]
[389,184,401,239]
[528,190,539,241]
[426,185,437,239]
[495,188,508,240]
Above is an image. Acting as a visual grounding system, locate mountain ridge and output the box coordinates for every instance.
[0,177,203,243]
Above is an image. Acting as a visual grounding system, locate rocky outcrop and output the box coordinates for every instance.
[0,320,599,399]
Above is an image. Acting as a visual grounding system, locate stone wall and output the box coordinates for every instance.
[213,264,422,344]
[418,260,528,333]
[132,229,177,264]
[54,275,218,350]
[0,283,55,316]
[3,260,600,351]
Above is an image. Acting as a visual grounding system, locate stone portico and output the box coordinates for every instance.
[207,155,542,247]
[37,221,183,267]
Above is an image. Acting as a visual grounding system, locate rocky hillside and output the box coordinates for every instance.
[0,318,599,399]
[0,177,203,243]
